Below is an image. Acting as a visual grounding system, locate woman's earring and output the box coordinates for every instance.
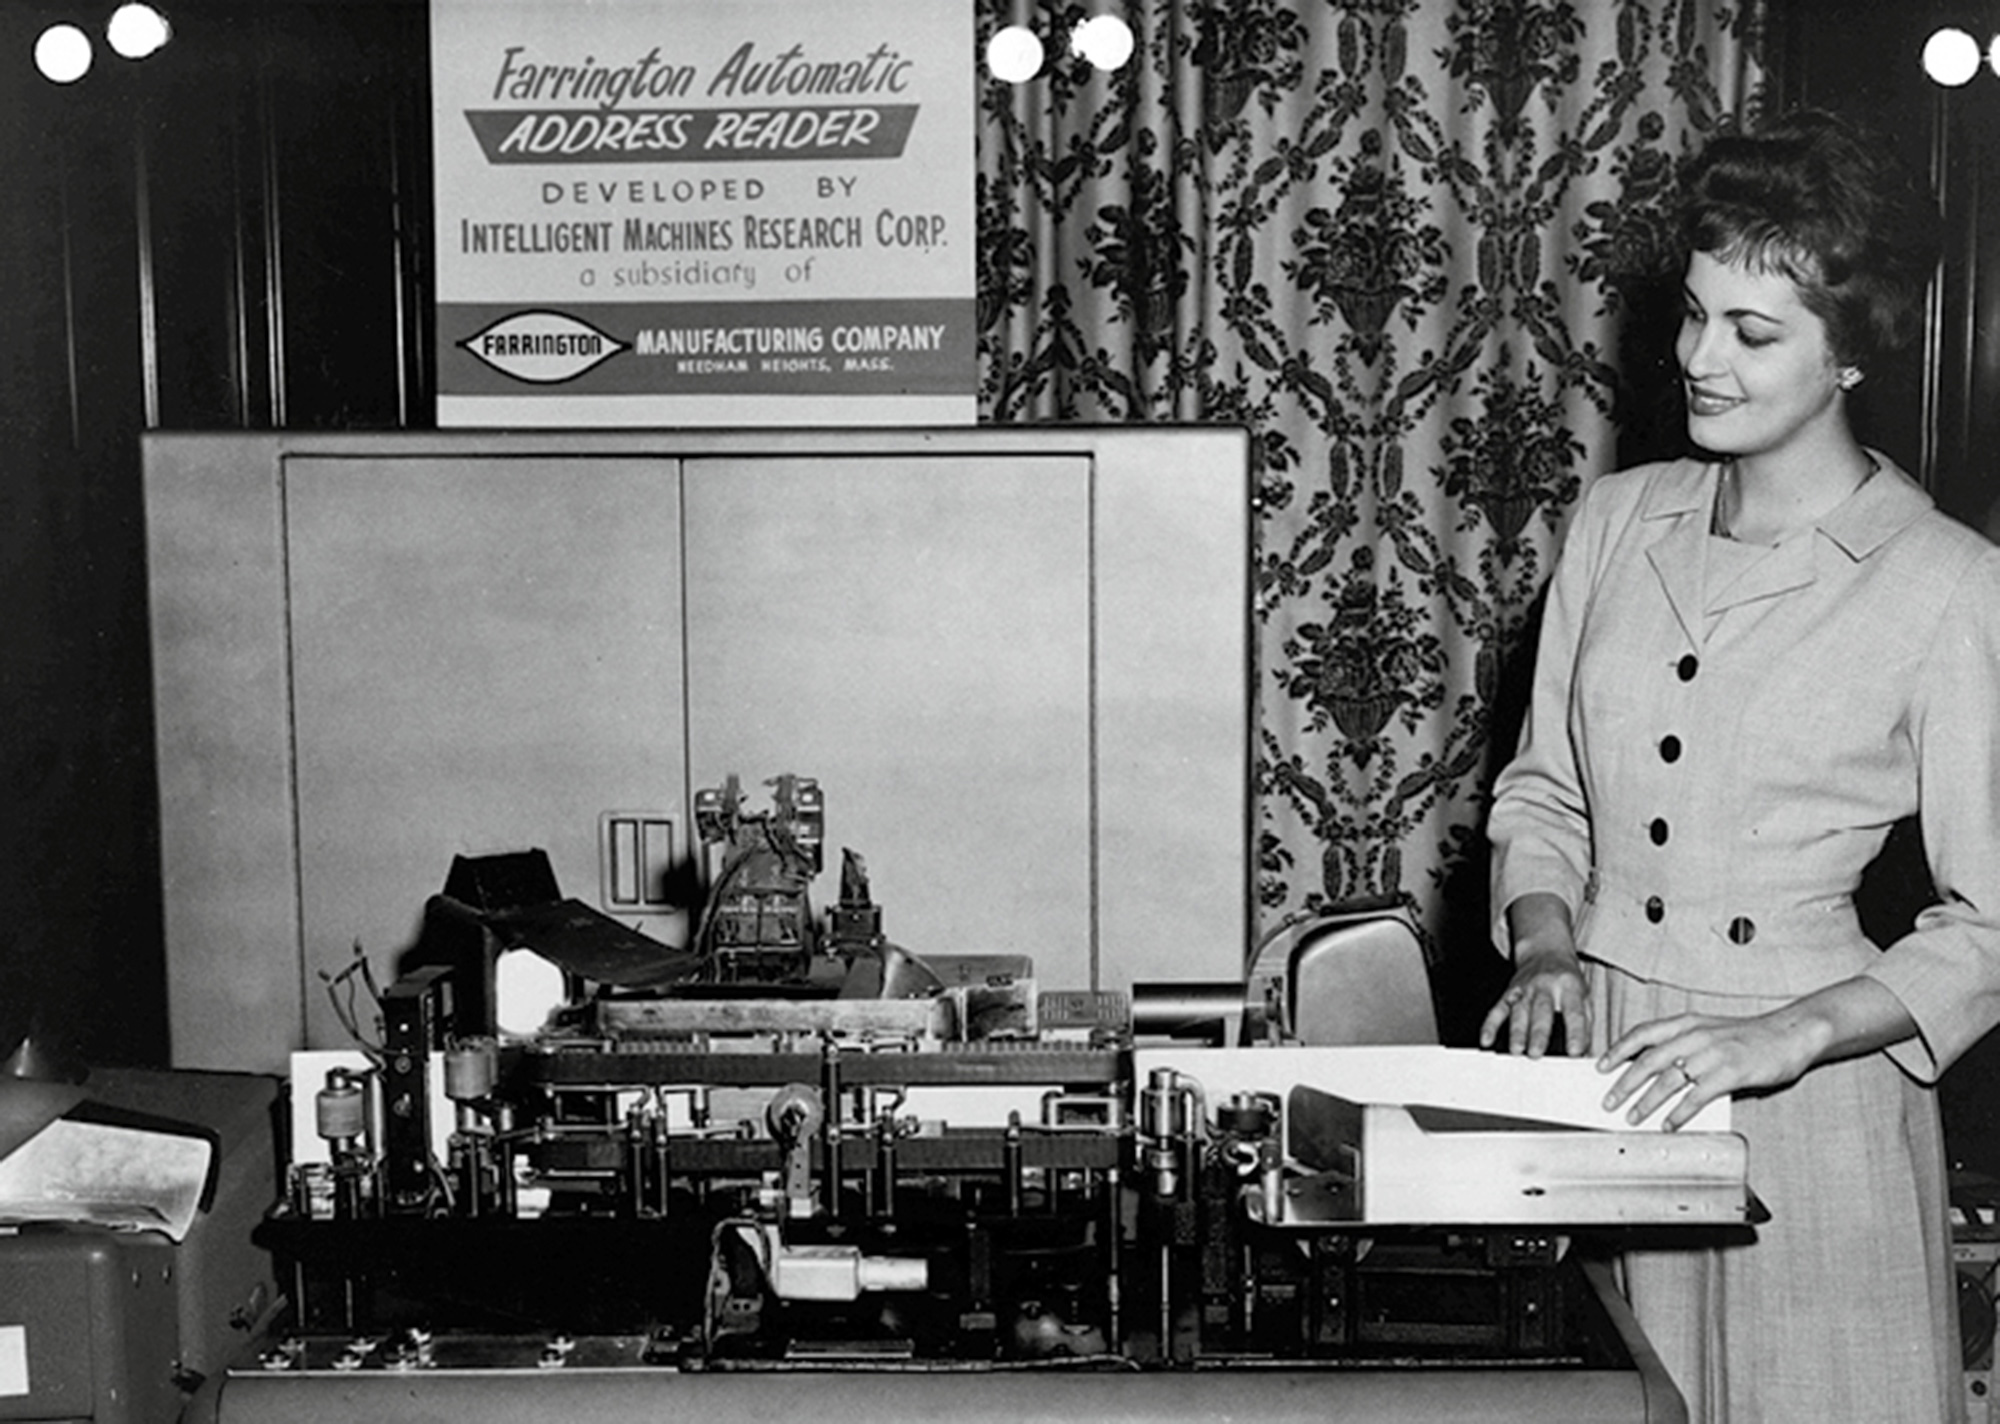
[1838,368,1863,391]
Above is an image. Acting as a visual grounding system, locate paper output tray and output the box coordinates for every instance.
[1273,1085,1753,1227]
[1135,1045,1755,1229]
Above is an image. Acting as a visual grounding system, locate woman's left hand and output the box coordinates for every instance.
[1597,1010,1822,1131]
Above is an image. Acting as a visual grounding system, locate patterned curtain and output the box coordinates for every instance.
[976,0,1766,1036]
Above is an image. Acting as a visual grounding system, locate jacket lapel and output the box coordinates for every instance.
[1635,454,1935,637]
[1641,462,1717,649]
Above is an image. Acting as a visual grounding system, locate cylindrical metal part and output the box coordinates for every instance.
[624,1112,647,1217]
[767,1244,928,1302]
[451,1135,487,1219]
[499,1143,519,1217]
[1131,981,1246,1044]
[873,1113,897,1218]
[649,1115,671,1218]
[333,1161,367,1222]
[1104,1165,1122,1347]
[316,1068,368,1143]
[444,1037,499,1101]
[1141,1067,1177,1138]
[1217,1093,1276,1138]
[1003,1111,1023,1217]
[820,1041,843,1203]
[855,1254,927,1293]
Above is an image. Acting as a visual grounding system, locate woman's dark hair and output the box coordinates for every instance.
[1679,108,1942,373]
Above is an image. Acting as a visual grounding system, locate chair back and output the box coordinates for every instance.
[1249,902,1438,1047]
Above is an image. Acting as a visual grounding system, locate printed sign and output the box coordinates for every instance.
[431,0,976,426]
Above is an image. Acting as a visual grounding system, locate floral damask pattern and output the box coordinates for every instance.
[1287,142,1451,364]
[977,0,1764,1025]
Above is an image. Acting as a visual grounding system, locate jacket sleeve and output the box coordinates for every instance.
[1485,476,1616,959]
[1872,544,2000,1080]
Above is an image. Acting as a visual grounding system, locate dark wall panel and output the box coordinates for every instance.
[1770,0,2000,1178]
[2,3,157,1068]
[1932,88,2000,534]
[0,0,428,1070]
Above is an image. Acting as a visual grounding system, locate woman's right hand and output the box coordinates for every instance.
[1479,893,1593,1057]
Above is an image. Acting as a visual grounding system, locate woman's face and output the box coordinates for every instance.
[1675,248,1848,459]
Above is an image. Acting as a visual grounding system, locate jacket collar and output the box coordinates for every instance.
[1638,453,1934,645]
[1816,455,1935,558]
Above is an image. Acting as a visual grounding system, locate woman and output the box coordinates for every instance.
[1480,109,2000,1422]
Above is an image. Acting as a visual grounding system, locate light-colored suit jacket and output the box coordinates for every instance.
[1489,455,2000,1081]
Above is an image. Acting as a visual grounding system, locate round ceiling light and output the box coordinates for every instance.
[107,4,172,61]
[986,25,1044,84]
[1922,27,1981,86]
[1071,15,1135,72]
[35,24,93,84]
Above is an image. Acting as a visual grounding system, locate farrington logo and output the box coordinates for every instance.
[459,310,628,382]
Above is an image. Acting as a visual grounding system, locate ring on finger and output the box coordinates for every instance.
[1672,1056,1698,1086]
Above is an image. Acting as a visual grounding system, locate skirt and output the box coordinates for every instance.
[1591,962,1963,1424]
